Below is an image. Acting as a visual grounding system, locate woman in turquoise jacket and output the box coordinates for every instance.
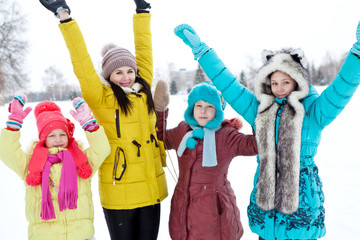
[174,23,360,240]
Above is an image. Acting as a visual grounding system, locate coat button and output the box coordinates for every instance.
[157,199,160,202]
[146,140,150,143]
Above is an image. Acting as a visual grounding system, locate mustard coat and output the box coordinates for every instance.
[0,127,111,240]
[59,14,168,210]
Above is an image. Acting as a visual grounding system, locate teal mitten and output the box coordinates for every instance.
[174,24,210,60]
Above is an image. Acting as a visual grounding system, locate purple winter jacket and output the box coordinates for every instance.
[157,110,258,240]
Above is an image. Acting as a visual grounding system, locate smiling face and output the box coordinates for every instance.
[193,100,216,127]
[270,71,298,99]
[45,129,69,148]
[109,66,136,88]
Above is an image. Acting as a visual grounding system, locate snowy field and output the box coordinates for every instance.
[0,86,360,239]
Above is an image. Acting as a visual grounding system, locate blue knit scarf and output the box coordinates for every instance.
[177,125,222,167]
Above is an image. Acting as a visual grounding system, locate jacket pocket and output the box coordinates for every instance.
[112,147,126,185]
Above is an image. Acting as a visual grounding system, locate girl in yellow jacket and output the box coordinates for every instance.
[0,95,111,240]
[37,0,168,239]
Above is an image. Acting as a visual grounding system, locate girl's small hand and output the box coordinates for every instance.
[69,98,96,129]
[7,95,32,129]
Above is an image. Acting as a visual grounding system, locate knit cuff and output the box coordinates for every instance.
[6,120,22,129]
[6,126,20,131]
[83,120,98,131]
[136,9,150,14]
[60,17,73,24]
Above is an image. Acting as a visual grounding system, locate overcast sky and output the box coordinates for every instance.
[20,0,360,91]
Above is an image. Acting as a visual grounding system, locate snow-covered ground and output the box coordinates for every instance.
[0,86,360,239]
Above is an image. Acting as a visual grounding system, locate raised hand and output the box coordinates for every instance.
[154,80,170,112]
[350,21,360,56]
[39,0,71,16]
[69,98,96,130]
[134,0,151,11]
[7,95,32,129]
[174,24,210,60]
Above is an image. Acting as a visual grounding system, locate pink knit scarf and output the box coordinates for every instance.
[40,150,78,220]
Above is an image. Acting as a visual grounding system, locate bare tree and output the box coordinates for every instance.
[42,65,66,100]
[0,0,28,96]
[194,63,206,85]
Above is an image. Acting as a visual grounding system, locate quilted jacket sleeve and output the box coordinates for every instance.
[226,128,258,157]
[83,126,111,177]
[311,53,360,128]
[133,13,153,88]
[198,49,259,127]
[0,129,29,180]
[156,109,187,151]
[59,20,104,108]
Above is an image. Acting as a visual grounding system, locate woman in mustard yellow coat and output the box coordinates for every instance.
[38,0,168,239]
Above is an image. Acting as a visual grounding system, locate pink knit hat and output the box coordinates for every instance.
[26,101,92,186]
[101,43,137,80]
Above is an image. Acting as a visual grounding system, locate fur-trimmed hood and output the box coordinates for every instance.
[254,48,311,214]
[254,48,310,111]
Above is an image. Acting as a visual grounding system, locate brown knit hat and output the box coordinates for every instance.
[101,43,137,80]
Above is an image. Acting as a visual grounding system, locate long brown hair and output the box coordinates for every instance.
[108,76,155,116]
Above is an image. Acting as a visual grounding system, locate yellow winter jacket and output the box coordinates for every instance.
[0,127,111,240]
[59,14,168,210]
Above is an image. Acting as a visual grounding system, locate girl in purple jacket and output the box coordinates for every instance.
[154,80,258,240]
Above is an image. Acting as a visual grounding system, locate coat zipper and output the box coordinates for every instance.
[115,109,121,138]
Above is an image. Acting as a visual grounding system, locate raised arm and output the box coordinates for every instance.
[133,0,153,87]
[311,21,360,128]
[174,24,259,126]
[0,95,32,179]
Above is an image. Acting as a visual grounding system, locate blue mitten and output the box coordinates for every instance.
[174,24,210,60]
[350,21,360,55]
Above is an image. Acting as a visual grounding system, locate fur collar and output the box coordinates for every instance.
[254,48,310,214]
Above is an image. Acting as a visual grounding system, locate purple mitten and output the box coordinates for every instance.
[7,95,32,129]
[69,97,96,129]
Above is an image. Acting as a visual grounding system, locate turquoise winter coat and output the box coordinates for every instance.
[198,49,360,240]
